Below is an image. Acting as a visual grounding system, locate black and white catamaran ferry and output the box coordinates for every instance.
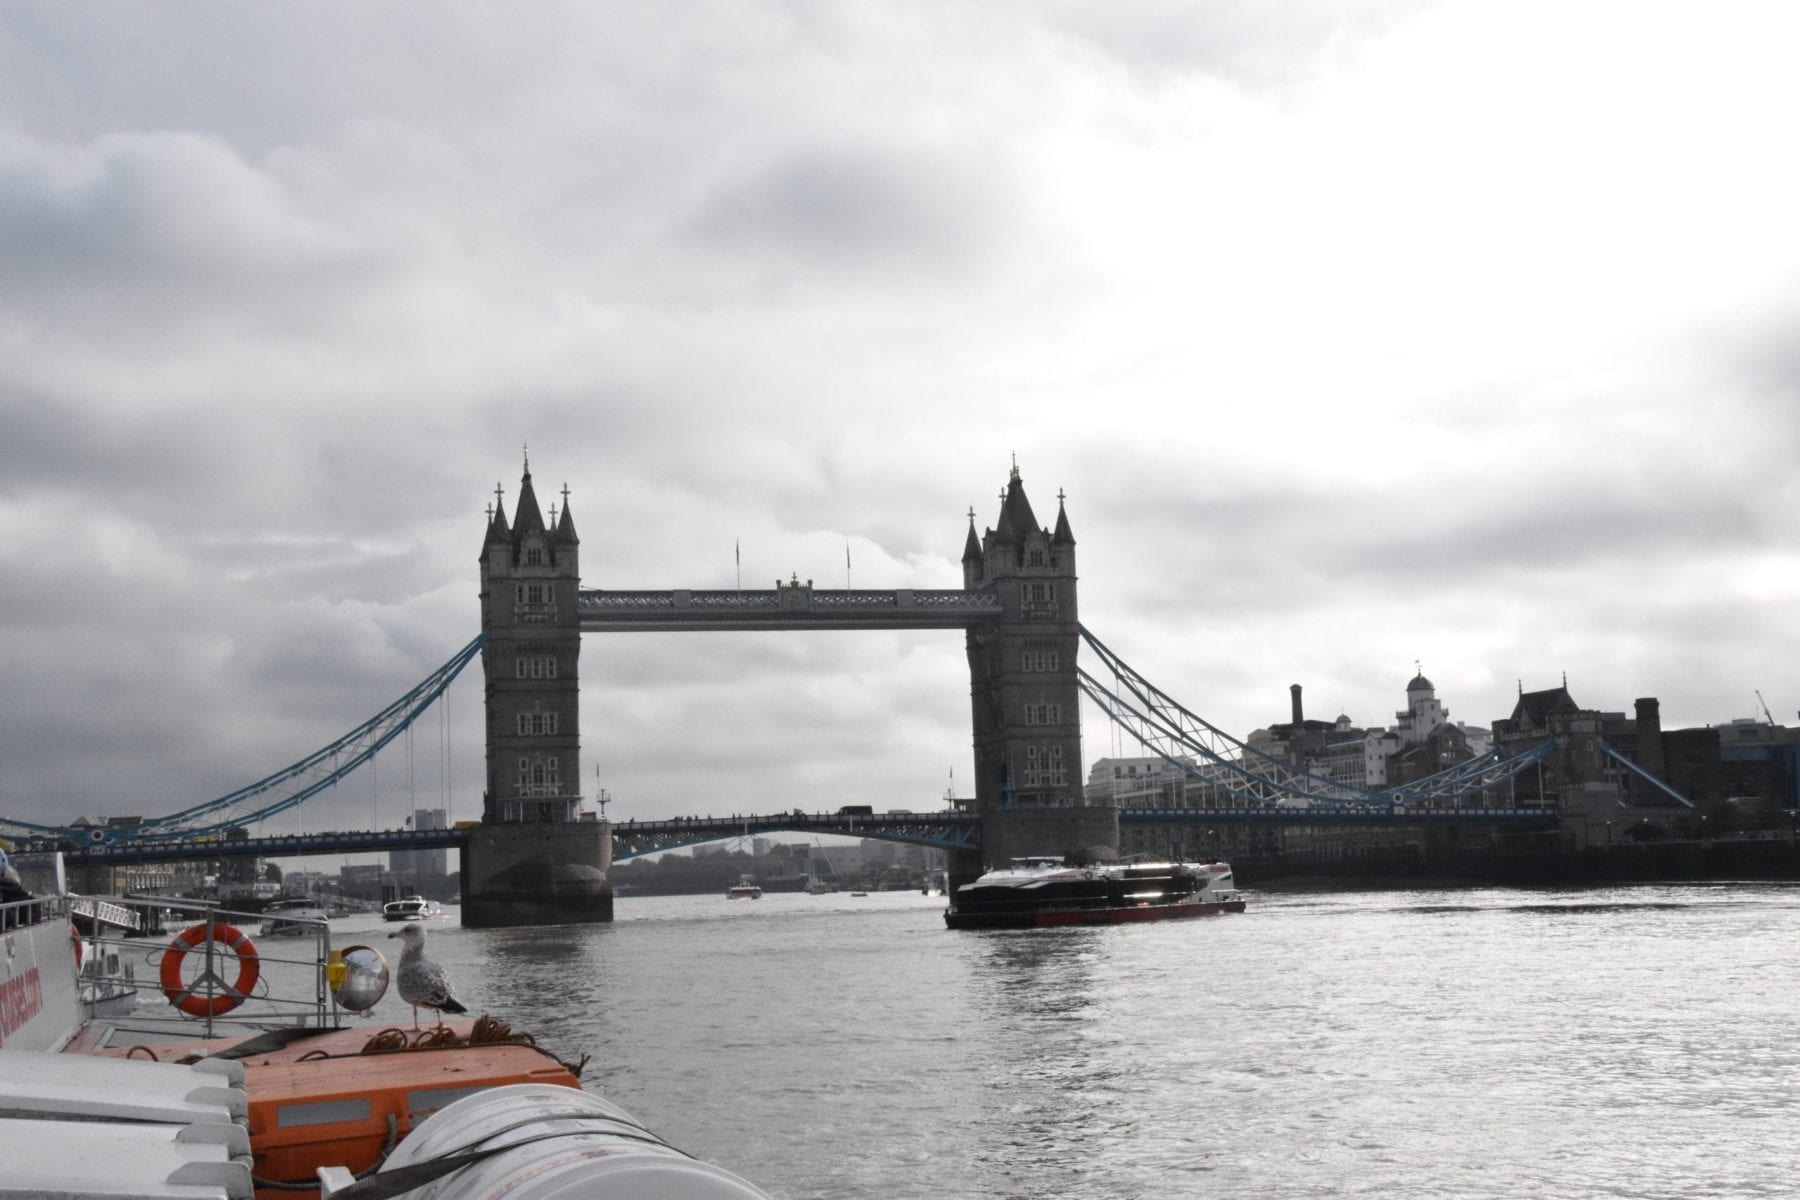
[944,856,1246,929]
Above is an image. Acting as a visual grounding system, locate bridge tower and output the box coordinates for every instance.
[479,456,583,822]
[468,454,612,928]
[958,465,1117,879]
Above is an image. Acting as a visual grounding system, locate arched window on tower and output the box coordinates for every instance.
[524,542,545,567]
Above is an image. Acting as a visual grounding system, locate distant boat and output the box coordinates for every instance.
[726,875,763,899]
[382,895,443,921]
[259,897,329,938]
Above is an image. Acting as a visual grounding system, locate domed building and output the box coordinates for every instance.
[1395,672,1446,745]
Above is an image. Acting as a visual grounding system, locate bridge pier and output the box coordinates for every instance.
[461,822,614,928]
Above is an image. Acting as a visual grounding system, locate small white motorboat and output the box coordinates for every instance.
[382,895,443,921]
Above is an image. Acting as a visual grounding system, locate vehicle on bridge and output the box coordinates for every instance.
[944,857,1245,929]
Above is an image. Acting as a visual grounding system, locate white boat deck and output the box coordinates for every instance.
[0,1050,253,1199]
[0,1049,246,1123]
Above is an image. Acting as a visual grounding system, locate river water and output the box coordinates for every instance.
[329,884,1800,1199]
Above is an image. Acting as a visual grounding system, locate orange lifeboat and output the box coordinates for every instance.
[246,1037,580,1196]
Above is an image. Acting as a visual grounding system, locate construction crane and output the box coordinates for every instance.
[1756,690,1776,727]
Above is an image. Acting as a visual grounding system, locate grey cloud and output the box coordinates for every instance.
[0,131,360,307]
[0,386,471,557]
[681,145,1017,282]
[1717,300,1800,479]
[1037,0,1433,88]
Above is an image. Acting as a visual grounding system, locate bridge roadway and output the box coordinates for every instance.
[50,804,1559,864]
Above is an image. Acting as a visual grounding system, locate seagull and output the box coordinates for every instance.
[387,922,468,1029]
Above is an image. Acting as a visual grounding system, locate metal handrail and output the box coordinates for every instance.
[70,894,333,1038]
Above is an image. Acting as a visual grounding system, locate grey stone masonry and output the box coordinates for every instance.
[461,821,614,928]
[479,462,584,824]
[963,466,1085,814]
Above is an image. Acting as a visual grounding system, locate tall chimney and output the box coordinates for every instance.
[1635,698,1665,779]
[1290,684,1304,727]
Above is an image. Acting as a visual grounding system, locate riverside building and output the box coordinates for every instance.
[1102,671,1492,861]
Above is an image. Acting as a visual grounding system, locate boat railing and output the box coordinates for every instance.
[70,895,139,930]
[0,890,60,932]
[72,893,336,1039]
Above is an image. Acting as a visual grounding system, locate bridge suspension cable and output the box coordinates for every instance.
[3,635,485,846]
[134,634,485,840]
[1600,741,1695,808]
[1077,625,1555,808]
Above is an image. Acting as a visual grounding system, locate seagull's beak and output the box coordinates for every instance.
[388,929,403,938]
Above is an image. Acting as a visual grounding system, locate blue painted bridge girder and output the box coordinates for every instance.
[576,588,1002,632]
[45,811,984,865]
[1120,806,1560,828]
[608,810,981,860]
[55,826,472,865]
[43,803,1560,866]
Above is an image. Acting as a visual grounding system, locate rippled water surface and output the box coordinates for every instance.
[333,884,1800,1199]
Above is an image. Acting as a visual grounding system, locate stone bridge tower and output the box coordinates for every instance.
[468,455,611,928]
[959,465,1116,878]
[479,456,583,823]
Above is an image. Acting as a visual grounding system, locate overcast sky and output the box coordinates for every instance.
[3,1,1797,839]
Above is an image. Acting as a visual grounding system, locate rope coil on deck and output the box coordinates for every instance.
[353,1016,584,1079]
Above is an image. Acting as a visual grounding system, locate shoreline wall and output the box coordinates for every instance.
[1238,837,1800,889]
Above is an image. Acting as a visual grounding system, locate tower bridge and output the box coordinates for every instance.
[466,455,1587,924]
[468,457,1100,925]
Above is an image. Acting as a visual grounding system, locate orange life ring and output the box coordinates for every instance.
[160,921,260,1017]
